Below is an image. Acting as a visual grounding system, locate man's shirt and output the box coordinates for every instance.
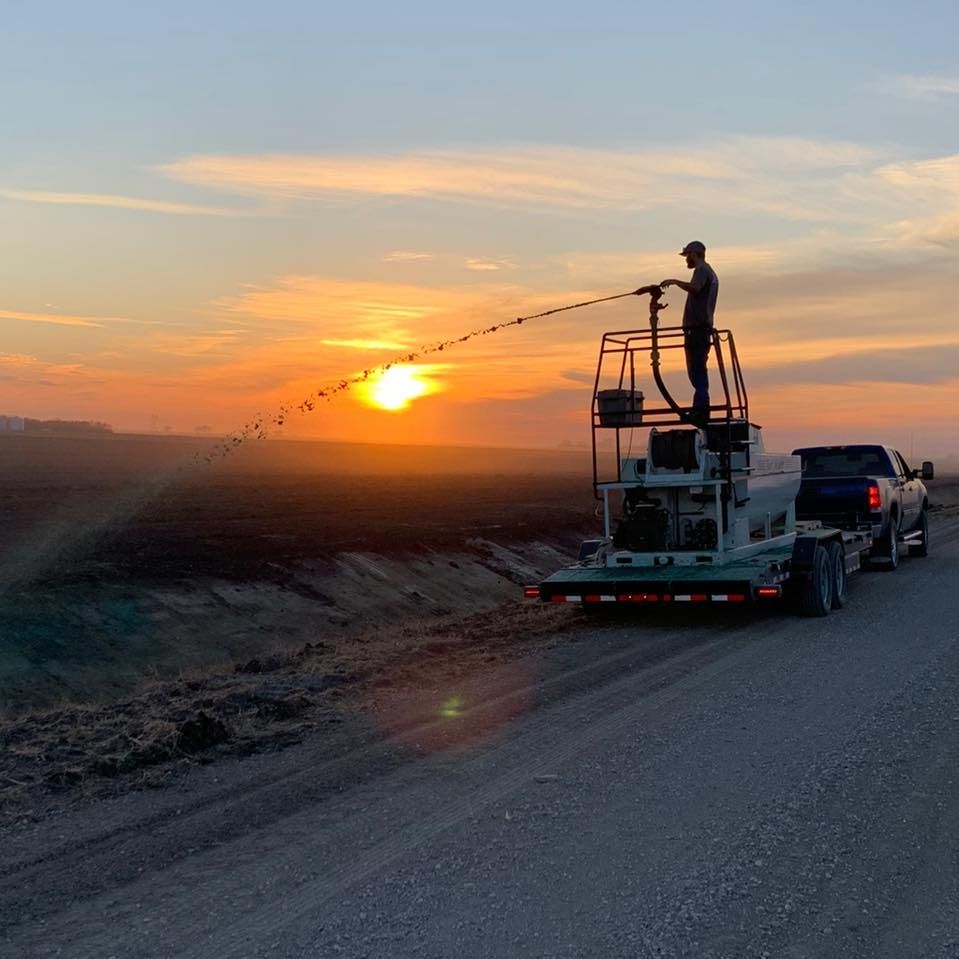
[682,263,719,330]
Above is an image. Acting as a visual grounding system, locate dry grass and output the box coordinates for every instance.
[0,600,578,824]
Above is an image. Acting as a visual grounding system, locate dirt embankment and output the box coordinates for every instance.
[1,434,596,708]
[0,596,588,826]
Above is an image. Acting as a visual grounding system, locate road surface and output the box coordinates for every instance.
[3,518,959,958]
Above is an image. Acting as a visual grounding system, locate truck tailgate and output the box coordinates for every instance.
[795,477,873,527]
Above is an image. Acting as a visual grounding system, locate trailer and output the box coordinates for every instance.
[527,286,874,617]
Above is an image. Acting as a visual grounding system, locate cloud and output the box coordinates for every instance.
[0,351,90,383]
[0,188,245,217]
[0,308,108,328]
[0,307,175,329]
[465,257,517,271]
[747,341,959,388]
[872,154,959,201]
[382,250,434,262]
[884,212,959,250]
[214,275,495,336]
[880,74,959,101]
[321,338,411,350]
[559,368,596,385]
[144,329,245,358]
[159,137,879,220]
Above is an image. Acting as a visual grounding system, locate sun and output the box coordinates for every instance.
[364,365,435,411]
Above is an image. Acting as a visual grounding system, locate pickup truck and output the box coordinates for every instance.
[792,444,934,569]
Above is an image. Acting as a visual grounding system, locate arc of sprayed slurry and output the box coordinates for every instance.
[197,289,640,465]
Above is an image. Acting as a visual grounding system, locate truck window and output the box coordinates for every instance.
[797,448,894,477]
[892,451,911,478]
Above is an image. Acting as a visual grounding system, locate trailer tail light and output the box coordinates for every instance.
[523,585,540,599]
[616,593,669,603]
[755,586,782,599]
[867,483,881,511]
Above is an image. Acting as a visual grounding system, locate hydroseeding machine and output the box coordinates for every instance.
[527,285,873,617]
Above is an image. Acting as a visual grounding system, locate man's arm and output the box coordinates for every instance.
[662,266,707,294]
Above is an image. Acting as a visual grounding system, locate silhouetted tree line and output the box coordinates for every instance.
[24,418,114,434]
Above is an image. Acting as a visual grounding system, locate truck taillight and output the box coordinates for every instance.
[867,483,881,511]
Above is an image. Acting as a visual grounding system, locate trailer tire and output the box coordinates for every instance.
[826,540,847,609]
[799,545,833,618]
[909,509,929,558]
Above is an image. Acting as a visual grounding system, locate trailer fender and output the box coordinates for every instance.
[790,535,821,572]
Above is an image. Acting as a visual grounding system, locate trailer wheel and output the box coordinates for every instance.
[909,510,929,558]
[826,541,847,609]
[799,545,833,618]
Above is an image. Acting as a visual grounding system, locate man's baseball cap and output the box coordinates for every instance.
[679,241,706,256]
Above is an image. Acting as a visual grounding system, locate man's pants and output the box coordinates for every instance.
[684,328,711,413]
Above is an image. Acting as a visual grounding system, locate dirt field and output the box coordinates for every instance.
[0,434,597,710]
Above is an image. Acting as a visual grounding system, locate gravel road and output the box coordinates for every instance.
[4,518,959,958]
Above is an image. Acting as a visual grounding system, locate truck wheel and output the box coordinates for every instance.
[826,541,847,609]
[871,521,899,571]
[799,545,833,618]
[909,510,929,558]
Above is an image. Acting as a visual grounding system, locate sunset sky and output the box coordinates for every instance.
[3,1,959,457]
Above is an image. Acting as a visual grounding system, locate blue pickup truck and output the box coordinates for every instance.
[792,444,934,569]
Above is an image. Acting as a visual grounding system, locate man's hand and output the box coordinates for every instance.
[660,279,677,288]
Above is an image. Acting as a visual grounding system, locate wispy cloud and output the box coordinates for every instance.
[159,137,878,220]
[880,74,959,101]
[321,338,411,350]
[0,307,175,328]
[465,257,517,271]
[0,308,109,328]
[0,188,245,217]
[382,250,434,262]
[748,341,959,388]
[144,329,246,358]
[214,275,492,335]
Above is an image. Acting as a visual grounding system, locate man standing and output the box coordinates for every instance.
[661,241,719,424]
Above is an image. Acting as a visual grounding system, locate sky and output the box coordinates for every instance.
[2,0,959,458]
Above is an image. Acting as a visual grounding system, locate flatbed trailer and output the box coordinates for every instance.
[531,525,873,617]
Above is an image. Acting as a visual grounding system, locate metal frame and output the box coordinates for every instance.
[590,324,749,495]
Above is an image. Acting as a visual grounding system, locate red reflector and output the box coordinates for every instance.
[550,594,566,603]
[756,587,781,598]
[691,594,708,602]
[584,594,602,603]
[523,586,540,599]
[867,483,881,510]
[617,593,658,603]
[727,594,746,602]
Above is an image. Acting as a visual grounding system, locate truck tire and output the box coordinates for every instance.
[826,540,847,609]
[799,545,833,618]
[909,510,929,558]
[871,514,900,571]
